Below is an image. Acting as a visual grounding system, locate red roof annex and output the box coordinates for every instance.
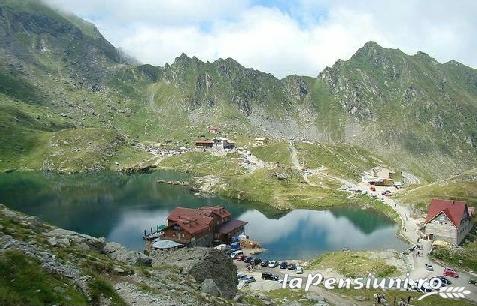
[168,207,213,235]
[199,206,231,219]
[425,199,468,227]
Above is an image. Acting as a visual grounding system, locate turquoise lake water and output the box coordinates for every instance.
[0,171,407,260]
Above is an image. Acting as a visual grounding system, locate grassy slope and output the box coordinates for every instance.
[160,151,245,177]
[296,142,386,180]
[0,251,88,306]
[0,209,127,306]
[309,251,399,278]
[250,142,292,167]
[396,169,477,212]
[159,148,402,219]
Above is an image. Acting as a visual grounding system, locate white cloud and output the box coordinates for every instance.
[44,0,477,77]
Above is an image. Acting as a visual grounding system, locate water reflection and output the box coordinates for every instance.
[239,209,405,259]
[0,172,406,259]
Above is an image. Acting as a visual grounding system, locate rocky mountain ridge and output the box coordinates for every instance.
[0,0,476,180]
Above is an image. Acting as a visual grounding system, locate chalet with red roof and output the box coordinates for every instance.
[423,199,473,245]
[161,206,247,246]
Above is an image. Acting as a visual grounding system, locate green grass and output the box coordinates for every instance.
[295,143,384,180]
[43,128,126,172]
[218,167,357,209]
[334,287,476,306]
[88,276,127,306]
[396,170,477,212]
[160,151,245,177]
[0,250,88,306]
[111,146,156,170]
[309,251,399,278]
[431,243,477,272]
[250,142,292,166]
[266,289,315,305]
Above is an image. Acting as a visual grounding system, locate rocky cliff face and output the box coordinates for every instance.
[0,204,240,305]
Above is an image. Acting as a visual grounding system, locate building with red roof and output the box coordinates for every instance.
[161,206,247,246]
[423,199,473,245]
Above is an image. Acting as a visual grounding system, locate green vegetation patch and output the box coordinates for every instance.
[88,276,126,306]
[396,171,477,213]
[219,167,355,210]
[43,128,126,172]
[334,287,476,306]
[0,250,88,306]
[160,151,245,177]
[250,142,292,166]
[296,143,383,180]
[309,251,399,278]
[431,241,477,272]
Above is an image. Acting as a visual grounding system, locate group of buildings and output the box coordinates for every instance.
[148,206,247,250]
[195,138,236,150]
[362,167,399,187]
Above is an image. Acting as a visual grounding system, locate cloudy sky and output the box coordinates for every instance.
[44,0,477,78]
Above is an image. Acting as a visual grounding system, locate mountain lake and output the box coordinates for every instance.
[0,171,407,260]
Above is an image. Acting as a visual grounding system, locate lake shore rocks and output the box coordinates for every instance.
[0,204,241,304]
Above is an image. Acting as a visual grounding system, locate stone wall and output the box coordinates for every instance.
[190,232,213,247]
[425,217,457,245]
[457,219,473,245]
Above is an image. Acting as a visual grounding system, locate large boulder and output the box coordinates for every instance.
[200,279,221,297]
[103,242,151,266]
[152,247,238,299]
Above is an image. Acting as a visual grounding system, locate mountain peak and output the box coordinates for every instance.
[362,41,383,50]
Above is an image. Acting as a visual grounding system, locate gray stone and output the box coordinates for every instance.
[151,247,238,299]
[200,279,221,297]
[307,293,326,302]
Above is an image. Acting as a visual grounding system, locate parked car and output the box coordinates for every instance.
[244,256,253,263]
[287,263,297,270]
[268,261,278,268]
[280,261,288,269]
[418,282,433,293]
[435,276,451,286]
[244,276,256,283]
[296,266,304,274]
[261,260,269,267]
[230,250,243,259]
[253,258,262,265]
[237,272,246,280]
[425,263,434,271]
[214,244,229,251]
[230,242,240,251]
[262,272,279,281]
[443,267,459,278]
[235,254,245,261]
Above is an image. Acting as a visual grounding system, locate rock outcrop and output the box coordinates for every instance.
[152,247,238,299]
[0,204,240,305]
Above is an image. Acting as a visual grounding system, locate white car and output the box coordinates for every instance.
[296,266,304,274]
[425,263,434,271]
[214,244,229,251]
[268,261,278,268]
[230,250,243,259]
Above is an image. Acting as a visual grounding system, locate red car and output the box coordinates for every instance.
[443,267,459,278]
[235,254,245,261]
